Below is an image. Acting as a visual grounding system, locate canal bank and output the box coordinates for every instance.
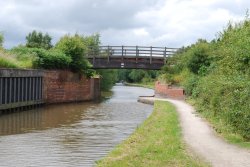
[0,69,101,112]
[137,96,250,167]
[97,100,207,167]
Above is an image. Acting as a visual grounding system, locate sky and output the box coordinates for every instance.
[0,0,249,48]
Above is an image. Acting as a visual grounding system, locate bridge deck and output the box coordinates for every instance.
[87,46,178,69]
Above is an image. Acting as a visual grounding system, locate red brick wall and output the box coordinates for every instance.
[155,81,185,99]
[43,70,100,104]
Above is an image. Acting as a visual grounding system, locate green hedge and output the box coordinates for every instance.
[160,19,250,140]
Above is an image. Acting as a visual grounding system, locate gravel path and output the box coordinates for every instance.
[138,97,250,167]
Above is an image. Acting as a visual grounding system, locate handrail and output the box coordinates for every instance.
[87,45,179,58]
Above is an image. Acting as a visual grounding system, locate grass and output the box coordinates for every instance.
[0,49,33,69]
[131,81,250,149]
[187,98,250,149]
[96,101,208,167]
[125,82,155,89]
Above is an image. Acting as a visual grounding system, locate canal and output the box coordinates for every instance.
[0,85,154,167]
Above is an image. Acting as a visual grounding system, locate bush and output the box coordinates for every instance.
[96,69,118,91]
[186,41,212,75]
[33,48,72,69]
[10,46,37,68]
[195,75,250,139]
[55,34,92,75]
[159,18,250,140]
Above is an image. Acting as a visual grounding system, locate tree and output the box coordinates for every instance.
[26,30,52,49]
[55,34,93,76]
[82,33,101,55]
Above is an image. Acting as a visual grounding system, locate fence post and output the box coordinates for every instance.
[0,78,2,105]
[122,45,124,62]
[164,47,167,64]
[150,46,152,64]
[136,46,138,63]
[107,45,110,63]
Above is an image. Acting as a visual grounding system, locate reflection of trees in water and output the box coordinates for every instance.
[0,102,96,136]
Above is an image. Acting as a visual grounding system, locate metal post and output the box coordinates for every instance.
[41,77,43,100]
[36,77,39,101]
[21,78,24,102]
[25,77,28,101]
[150,46,152,64]
[107,45,110,63]
[5,78,7,104]
[136,46,138,63]
[122,45,124,62]
[0,78,2,105]
[9,77,12,103]
[13,78,16,103]
[17,77,20,102]
[164,47,167,64]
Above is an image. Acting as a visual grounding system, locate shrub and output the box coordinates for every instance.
[195,75,250,139]
[159,18,250,140]
[186,41,212,75]
[32,48,72,69]
[55,34,92,75]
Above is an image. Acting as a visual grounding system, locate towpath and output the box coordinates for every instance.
[138,97,250,167]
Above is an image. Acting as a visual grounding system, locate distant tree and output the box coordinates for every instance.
[0,33,4,47]
[129,69,146,82]
[26,30,52,49]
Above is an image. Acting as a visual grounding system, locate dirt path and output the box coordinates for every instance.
[138,97,250,167]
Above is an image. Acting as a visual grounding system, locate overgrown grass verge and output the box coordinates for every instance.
[96,101,208,167]
[125,82,155,89]
[187,98,250,149]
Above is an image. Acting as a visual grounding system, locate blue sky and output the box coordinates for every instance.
[0,0,249,48]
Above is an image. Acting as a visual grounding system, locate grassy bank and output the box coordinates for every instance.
[126,81,250,148]
[96,101,208,167]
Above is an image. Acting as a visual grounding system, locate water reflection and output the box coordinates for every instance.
[0,102,98,136]
[0,86,154,167]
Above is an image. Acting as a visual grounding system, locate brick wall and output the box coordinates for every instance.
[43,70,100,104]
[155,81,185,99]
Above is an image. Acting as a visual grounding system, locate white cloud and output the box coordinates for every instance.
[0,0,249,48]
[133,28,149,36]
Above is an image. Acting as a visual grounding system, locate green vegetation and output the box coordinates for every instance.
[96,69,118,91]
[0,31,99,77]
[159,18,250,145]
[32,48,72,69]
[124,82,155,89]
[55,34,94,76]
[26,30,53,49]
[0,50,18,68]
[97,101,207,167]
[117,69,158,84]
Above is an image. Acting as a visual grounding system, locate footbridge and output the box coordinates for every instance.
[87,46,179,70]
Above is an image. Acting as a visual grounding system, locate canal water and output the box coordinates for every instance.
[0,85,154,167]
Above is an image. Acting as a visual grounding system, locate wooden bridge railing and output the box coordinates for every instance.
[86,46,179,69]
[87,46,179,59]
